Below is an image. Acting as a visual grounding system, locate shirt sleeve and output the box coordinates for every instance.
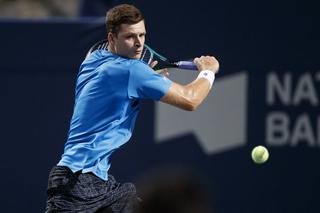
[128,61,172,100]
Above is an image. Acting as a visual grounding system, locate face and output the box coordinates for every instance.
[108,20,146,59]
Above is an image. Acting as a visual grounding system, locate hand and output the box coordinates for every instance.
[150,60,169,77]
[149,60,158,69]
[194,56,219,74]
[155,68,169,77]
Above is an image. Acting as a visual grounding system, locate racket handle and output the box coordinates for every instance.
[175,61,198,70]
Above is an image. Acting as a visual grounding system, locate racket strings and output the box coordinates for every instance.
[141,48,154,65]
[87,40,176,69]
[99,42,108,50]
[93,41,108,52]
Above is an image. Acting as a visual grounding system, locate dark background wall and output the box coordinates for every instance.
[0,0,319,212]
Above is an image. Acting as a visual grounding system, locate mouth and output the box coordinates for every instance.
[134,50,143,57]
[135,49,143,54]
[127,49,143,59]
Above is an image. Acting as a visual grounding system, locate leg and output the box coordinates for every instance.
[95,206,113,213]
[98,182,141,213]
[45,166,140,213]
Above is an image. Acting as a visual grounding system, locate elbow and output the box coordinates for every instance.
[183,98,200,111]
[186,103,198,111]
[181,89,204,111]
[185,106,197,111]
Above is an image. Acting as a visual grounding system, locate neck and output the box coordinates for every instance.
[107,45,115,54]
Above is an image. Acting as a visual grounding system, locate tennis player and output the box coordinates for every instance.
[45,4,219,213]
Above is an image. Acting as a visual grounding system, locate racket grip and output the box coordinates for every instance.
[176,61,198,70]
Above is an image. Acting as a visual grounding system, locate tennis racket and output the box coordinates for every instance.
[85,39,198,71]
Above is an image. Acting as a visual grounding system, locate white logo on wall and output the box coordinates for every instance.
[266,71,320,146]
[155,70,248,155]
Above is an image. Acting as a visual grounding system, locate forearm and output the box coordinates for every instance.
[160,55,219,111]
[160,76,213,111]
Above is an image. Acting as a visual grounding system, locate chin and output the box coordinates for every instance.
[131,54,142,59]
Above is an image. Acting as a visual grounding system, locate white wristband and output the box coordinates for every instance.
[196,70,215,88]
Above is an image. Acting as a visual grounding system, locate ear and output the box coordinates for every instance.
[107,32,114,44]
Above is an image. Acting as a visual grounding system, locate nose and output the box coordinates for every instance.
[135,36,143,47]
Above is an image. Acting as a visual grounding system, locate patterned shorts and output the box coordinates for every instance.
[45,166,140,213]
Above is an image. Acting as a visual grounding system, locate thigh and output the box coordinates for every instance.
[45,166,111,212]
[108,182,141,213]
[46,166,140,212]
[96,206,113,213]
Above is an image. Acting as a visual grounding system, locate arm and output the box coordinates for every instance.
[160,56,219,111]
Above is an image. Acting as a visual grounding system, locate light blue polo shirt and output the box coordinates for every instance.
[58,50,172,180]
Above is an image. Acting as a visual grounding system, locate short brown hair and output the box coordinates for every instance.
[106,4,144,35]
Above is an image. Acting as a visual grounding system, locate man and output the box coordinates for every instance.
[45,4,219,213]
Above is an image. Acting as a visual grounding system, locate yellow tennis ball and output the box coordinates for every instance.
[251,146,269,164]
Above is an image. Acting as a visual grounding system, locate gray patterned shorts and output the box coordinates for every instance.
[45,166,140,213]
